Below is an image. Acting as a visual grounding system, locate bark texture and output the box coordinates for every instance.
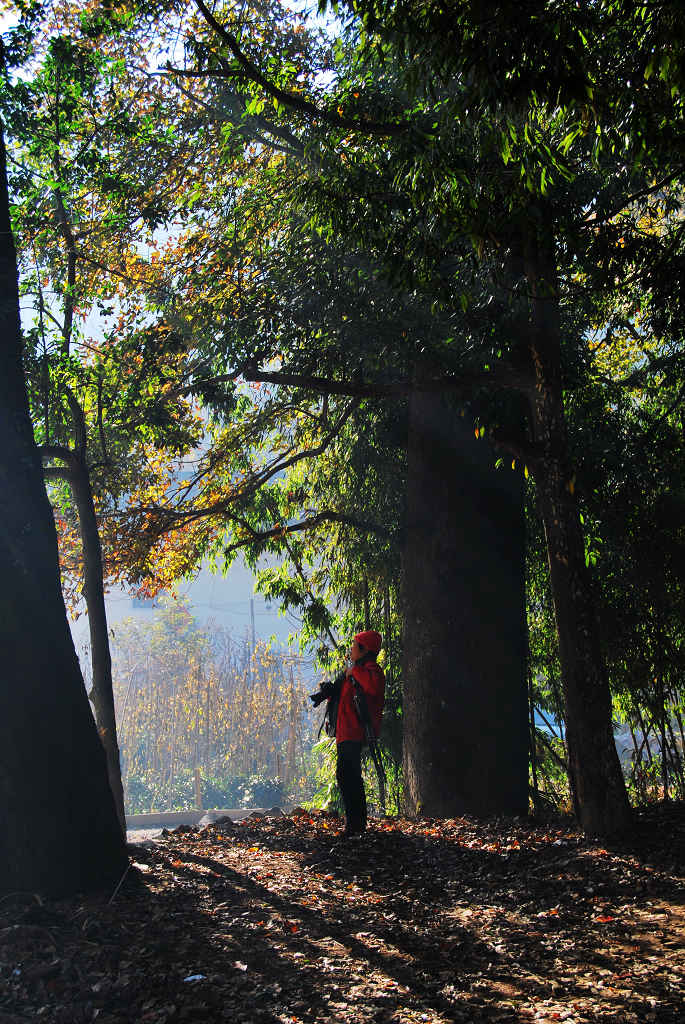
[0,125,127,895]
[69,461,126,834]
[524,224,631,837]
[402,392,528,818]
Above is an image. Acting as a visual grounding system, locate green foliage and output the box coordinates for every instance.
[306,735,403,817]
[306,737,342,815]
[123,766,285,814]
[239,772,285,808]
[530,727,573,816]
[7,0,685,825]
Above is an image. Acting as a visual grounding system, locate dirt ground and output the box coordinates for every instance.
[1,803,683,1024]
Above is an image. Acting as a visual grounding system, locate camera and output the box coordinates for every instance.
[308,679,335,706]
[308,672,344,706]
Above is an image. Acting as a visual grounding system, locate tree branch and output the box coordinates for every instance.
[222,509,388,556]
[164,72,305,157]
[238,363,535,397]
[40,445,77,483]
[96,368,112,470]
[581,166,685,229]
[122,398,361,534]
[192,0,411,137]
[535,727,569,773]
[263,489,343,651]
[43,466,74,482]
[40,443,76,466]
[51,185,76,356]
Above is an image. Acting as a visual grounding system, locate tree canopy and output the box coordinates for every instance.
[1,0,684,852]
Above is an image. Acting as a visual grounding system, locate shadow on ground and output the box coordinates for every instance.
[1,803,683,1023]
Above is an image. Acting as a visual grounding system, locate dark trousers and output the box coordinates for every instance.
[336,741,367,832]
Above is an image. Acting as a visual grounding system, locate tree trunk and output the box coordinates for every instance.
[656,668,669,801]
[529,661,539,812]
[362,576,370,630]
[665,718,684,800]
[383,586,393,689]
[402,392,528,817]
[0,123,127,895]
[524,224,631,837]
[69,461,127,833]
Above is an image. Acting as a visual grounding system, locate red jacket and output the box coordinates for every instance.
[334,660,385,743]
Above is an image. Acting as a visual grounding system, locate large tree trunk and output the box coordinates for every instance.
[69,461,127,834]
[524,224,631,837]
[402,392,528,817]
[0,124,127,895]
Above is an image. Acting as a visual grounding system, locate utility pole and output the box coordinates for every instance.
[250,597,256,652]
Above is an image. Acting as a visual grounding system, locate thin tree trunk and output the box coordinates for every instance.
[37,131,126,833]
[673,707,685,799]
[665,718,684,800]
[529,666,539,813]
[657,672,669,801]
[383,586,393,690]
[0,122,126,894]
[636,707,654,765]
[535,726,570,773]
[629,724,642,794]
[674,706,685,756]
[548,669,569,762]
[534,705,558,740]
[68,460,126,833]
[524,224,631,837]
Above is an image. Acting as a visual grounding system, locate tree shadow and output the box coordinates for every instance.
[3,812,682,1024]
[124,813,683,1024]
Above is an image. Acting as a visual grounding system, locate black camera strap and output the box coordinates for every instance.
[352,680,387,811]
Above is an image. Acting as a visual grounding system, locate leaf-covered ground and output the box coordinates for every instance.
[1,803,683,1024]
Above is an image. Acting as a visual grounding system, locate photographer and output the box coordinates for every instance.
[311,630,385,837]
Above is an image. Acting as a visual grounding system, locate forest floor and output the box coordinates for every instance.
[1,802,683,1024]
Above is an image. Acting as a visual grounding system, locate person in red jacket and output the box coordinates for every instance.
[334,629,385,837]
